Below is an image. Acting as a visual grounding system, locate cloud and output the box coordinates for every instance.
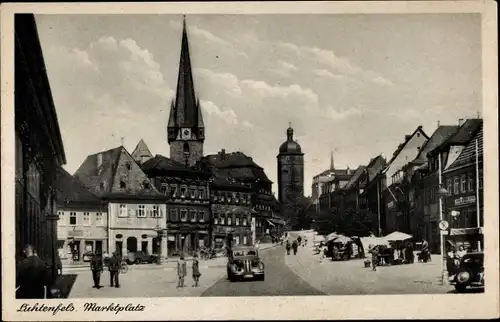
[313,69,344,80]
[169,19,232,48]
[201,100,239,125]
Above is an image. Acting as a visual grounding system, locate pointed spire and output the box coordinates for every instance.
[330,151,335,170]
[173,15,198,128]
[196,97,204,128]
[168,100,176,127]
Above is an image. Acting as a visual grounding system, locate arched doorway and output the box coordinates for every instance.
[127,237,138,253]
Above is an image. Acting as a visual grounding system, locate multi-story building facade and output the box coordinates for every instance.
[55,167,107,262]
[74,146,168,259]
[440,120,483,252]
[15,14,67,281]
[383,126,429,233]
[277,125,304,229]
[143,154,211,255]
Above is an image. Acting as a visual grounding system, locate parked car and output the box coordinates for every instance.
[227,246,265,282]
[124,251,159,264]
[448,252,484,293]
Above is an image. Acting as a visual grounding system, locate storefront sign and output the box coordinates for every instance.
[454,195,476,206]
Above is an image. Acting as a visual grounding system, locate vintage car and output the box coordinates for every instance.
[448,252,484,293]
[227,246,265,281]
[124,251,159,265]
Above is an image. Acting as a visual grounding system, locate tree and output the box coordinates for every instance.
[312,207,377,237]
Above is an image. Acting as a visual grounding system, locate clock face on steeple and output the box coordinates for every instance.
[181,128,191,139]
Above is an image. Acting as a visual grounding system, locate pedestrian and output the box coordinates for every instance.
[297,235,302,246]
[90,251,104,289]
[177,254,187,288]
[370,245,379,271]
[108,251,121,288]
[292,240,298,255]
[304,238,308,247]
[16,245,52,299]
[285,240,291,255]
[192,253,201,287]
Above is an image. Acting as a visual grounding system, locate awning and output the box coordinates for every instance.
[266,219,276,227]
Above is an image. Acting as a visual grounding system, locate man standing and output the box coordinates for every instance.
[297,235,302,246]
[90,251,104,289]
[285,240,291,255]
[16,244,51,299]
[292,240,298,255]
[370,245,379,271]
[108,252,121,288]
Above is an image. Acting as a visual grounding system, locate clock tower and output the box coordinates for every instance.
[168,17,205,166]
[277,124,304,228]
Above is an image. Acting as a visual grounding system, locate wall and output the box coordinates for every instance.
[110,149,159,194]
[386,133,428,184]
[169,140,203,166]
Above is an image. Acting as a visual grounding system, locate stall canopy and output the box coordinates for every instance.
[331,235,352,244]
[384,231,413,241]
[326,232,341,241]
[314,235,326,242]
[360,236,388,251]
[266,219,276,227]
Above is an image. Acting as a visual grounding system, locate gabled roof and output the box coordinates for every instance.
[202,151,272,183]
[131,139,153,163]
[142,154,193,174]
[345,166,366,190]
[429,119,483,156]
[364,154,387,182]
[74,146,162,199]
[55,166,103,208]
[445,121,483,173]
[386,126,429,166]
[412,125,459,163]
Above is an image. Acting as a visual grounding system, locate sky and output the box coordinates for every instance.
[35,14,482,196]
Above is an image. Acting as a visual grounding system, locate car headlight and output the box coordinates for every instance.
[457,271,470,283]
[258,262,265,270]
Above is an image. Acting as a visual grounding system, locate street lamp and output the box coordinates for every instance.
[438,185,450,285]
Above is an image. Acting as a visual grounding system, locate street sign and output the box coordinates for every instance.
[438,220,449,231]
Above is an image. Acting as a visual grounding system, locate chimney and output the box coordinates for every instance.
[219,149,226,161]
[97,153,103,169]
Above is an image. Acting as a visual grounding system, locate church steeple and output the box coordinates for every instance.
[168,16,204,143]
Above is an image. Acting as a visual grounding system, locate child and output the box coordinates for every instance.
[177,254,187,288]
[192,254,201,287]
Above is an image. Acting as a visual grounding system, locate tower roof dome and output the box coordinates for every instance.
[279,124,302,154]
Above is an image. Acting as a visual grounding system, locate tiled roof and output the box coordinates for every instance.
[386,126,429,166]
[345,166,366,190]
[413,125,459,163]
[202,151,272,183]
[55,166,102,207]
[141,154,192,173]
[366,155,387,182]
[431,119,482,155]
[74,146,162,199]
[445,122,483,172]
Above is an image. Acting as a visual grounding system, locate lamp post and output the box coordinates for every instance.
[438,185,449,285]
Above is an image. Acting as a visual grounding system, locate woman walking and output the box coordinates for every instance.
[177,254,187,288]
[192,254,201,287]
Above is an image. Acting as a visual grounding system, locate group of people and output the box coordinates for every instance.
[368,239,430,271]
[16,244,54,299]
[176,253,202,288]
[89,251,123,289]
[285,235,307,255]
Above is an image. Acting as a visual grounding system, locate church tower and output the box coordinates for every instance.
[168,17,205,166]
[277,124,304,228]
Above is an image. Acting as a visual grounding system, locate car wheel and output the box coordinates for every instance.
[454,284,467,293]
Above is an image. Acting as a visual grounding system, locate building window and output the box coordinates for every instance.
[152,205,160,217]
[227,216,232,226]
[170,209,178,221]
[144,181,151,190]
[95,212,104,226]
[199,211,205,222]
[235,236,240,245]
[214,215,219,225]
[453,177,460,195]
[83,212,91,225]
[170,185,178,198]
[243,218,247,226]
[180,186,187,198]
[161,183,168,195]
[227,193,232,203]
[69,212,77,225]
[190,210,197,222]
[180,209,188,222]
[447,179,453,193]
[125,162,131,170]
[467,173,474,191]
[190,188,196,199]
[199,187,205,199]
[243,236,247,245]
[220,216,225,225]
[460,175,467,193]
[120,181,126,189]
[119,204,128,217]
[136,205,146,217]
[235,217,240,226]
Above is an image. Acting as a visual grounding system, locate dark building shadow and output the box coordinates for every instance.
[447,287,484,294]
[53,274,78,298]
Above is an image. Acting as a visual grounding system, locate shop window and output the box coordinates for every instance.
[119,204,128,217]
[180,209,188,222]
[69,212,77,225]
[83,212,91,225]
[137,205,146,218]
[170,185,178,198]
[152,205,160,218]
[199,211,205,222]
[190,210,197,222]
[461,175,467,193]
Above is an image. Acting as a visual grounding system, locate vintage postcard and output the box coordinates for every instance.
[1,1,498,320]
